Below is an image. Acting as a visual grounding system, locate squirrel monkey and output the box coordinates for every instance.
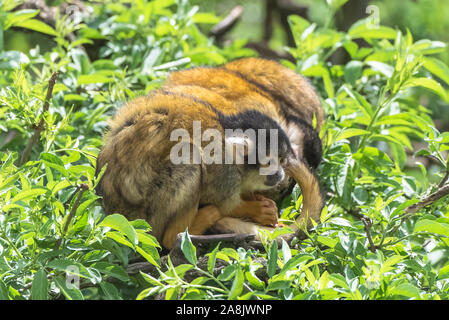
[96,86,294,248]
[96,58,325,248]
[165,58,325,237]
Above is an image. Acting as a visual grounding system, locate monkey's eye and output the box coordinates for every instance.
[279,157,287,166]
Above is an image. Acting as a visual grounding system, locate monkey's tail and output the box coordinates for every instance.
[284,157,324,233]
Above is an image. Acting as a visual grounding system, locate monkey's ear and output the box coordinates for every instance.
[224,134,254,164]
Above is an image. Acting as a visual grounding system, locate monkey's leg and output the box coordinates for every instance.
[229,195,279,226]
[188,205,222,235]
[162,205,222,249]
[162,206,198,249]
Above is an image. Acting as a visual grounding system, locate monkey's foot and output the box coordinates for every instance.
[231,194,279,226]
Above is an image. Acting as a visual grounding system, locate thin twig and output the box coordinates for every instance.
[55,183,89,249]
[438,171,449,188]
[19,72,58,166]
[346,208,377,252]
[361,217,377,253]
[405,184,449,214]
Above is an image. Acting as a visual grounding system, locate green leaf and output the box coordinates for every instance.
[0,281,9,300]
[100,214,138,248]
[136,231,159,247]
[41,152,69,177]
[349,20,397,40]
[423,57,449,86]
[218,264,237,281]
[181,229,197,265]
[139,271,163,287]
[336,128,370,141]
[47,259,100,283]
[365,61,394,78]
[414,219,449,237]
[412,39,447,55]
[288,15,311,44]
[381,255,404,273]
[267,279,291,291]
[136,245,160,267]
[336,155,353,207]
[64,94,87,101]
[281,238,292,264]
[405,77,448,101]
[54,277,84,300]
[78,74,114,85]
[267,240,278,278]
[105,231,134,249]
[389,141,407,168]
[390,283,420,299]
[228,269,244,300]
[344,60,363,85]
[343,86,373,117]
[192,12,221,24]
[74,195,99,217]
[90,262,129,282]
[317,236,338,248]
[100,282,121,300]
[136,286,160,300]
[327,0,348,10]
[14,19,57,36]
[207,243,220,274]
[437,264,449,280]
[11,187,47,204]
[245,263,265,290]
[31,269,48,300]
[302,65,334,98]
[322,67,334,99]
[5,9,39,29]
[280,254,313,274]
[51,180,72,196]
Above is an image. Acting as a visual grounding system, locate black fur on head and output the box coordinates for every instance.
[217,110,293,167]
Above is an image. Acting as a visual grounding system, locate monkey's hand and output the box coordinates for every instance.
[231,195,279,227]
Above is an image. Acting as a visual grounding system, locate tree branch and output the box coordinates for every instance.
[405,184,449,214]
[19,71,58,166]
[438,171,449,188]
[209,6,243,41]
[16,0,88,28]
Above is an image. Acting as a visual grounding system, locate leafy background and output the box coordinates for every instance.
[1,0,449,300]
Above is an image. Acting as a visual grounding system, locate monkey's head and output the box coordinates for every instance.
[219,110,293,192]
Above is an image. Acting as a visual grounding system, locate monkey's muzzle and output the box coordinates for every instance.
[264,168,285,187]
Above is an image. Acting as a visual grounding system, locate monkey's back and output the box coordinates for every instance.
[166,58,324,131]
[96,86,248,241]
[165,58,324,202]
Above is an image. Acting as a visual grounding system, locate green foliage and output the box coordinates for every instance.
[0,0,250,300]
[1,0,449,300]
